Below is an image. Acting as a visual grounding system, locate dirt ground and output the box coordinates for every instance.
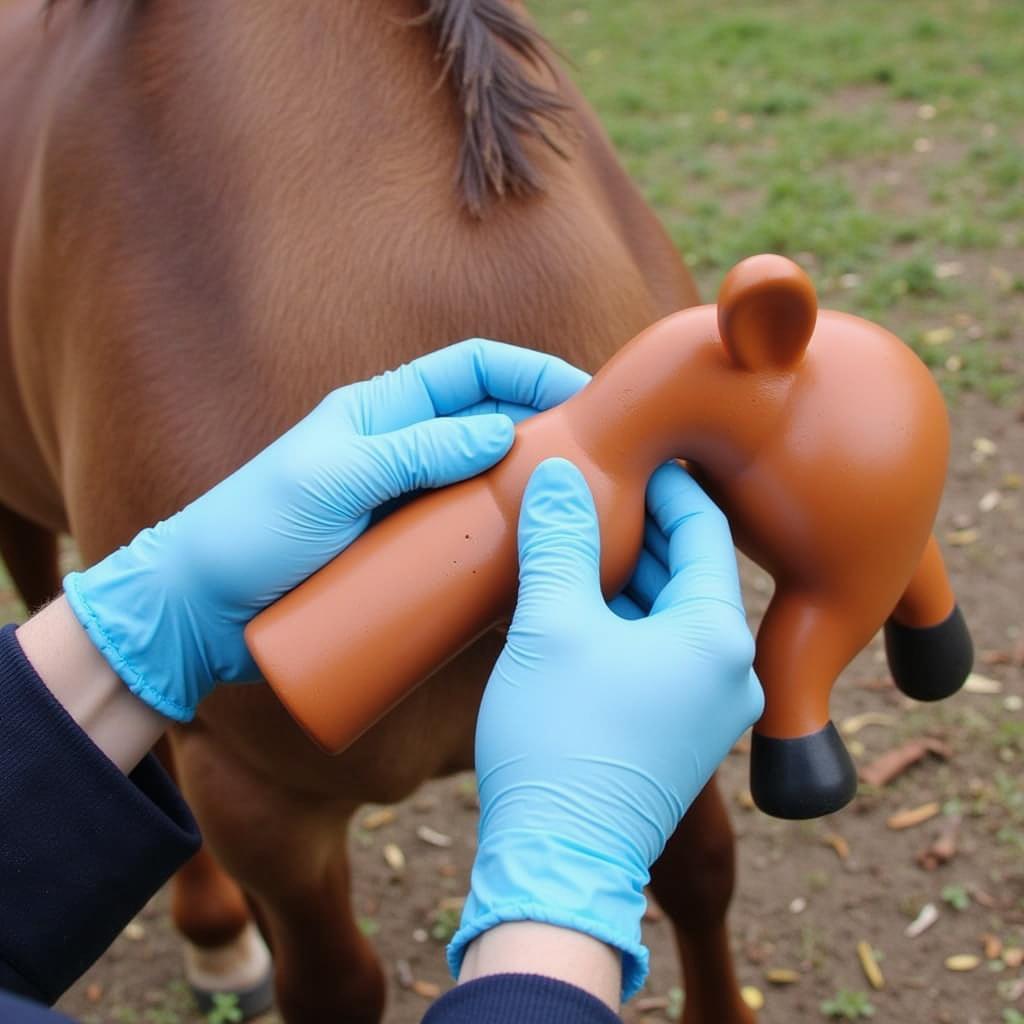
[52,385,1023,1024]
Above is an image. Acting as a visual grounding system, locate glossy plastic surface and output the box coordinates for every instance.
[247,254,967,817]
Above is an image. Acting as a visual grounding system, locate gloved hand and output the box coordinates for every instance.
[448,458,764,999]
[64,340,588,722]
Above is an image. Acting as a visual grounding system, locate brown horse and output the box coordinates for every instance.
[0,2,750,1021]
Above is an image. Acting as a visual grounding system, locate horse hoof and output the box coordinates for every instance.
[750,721,857,819]
[185,922,274,1020]
[885,604,973,702]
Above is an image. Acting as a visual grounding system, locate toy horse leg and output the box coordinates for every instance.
[649,777,754,1024]
[160,734,275,1020]
[884,534,973,701]
[173,730,385,1024]
[0,503,59,613]
[748,592,863,819]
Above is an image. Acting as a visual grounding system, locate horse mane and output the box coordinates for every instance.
[44,0,571,217]
[414,0,571,216]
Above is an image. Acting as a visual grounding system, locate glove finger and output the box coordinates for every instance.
[609,591,646,621]
[346,414,514,510]
[515,458,603,611]
[647,462,745,617]
[451,399,544,423]
[620,547,670,615]
[369,339,589,425]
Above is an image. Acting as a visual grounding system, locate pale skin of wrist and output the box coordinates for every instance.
[458,922,622,1011]
[16,595,169,774]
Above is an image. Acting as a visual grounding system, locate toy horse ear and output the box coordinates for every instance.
[717,254,817,372]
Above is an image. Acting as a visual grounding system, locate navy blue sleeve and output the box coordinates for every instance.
[0,623,201,1006]
[423,975,623,1024]
[0,991,75,1023]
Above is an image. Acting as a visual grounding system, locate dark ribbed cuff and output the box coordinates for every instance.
[0,624,200,1003]
[423,974,622,1024]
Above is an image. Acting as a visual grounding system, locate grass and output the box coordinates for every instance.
[536,0,1023,401]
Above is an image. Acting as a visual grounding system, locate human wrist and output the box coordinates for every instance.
[448,829,650,999]
[16,596,168,774]
[63,522,213,722]
[457,922,622,1011]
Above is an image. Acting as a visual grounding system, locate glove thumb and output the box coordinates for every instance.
[515,458,603,611]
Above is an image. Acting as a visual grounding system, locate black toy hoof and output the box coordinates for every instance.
[885,604,973,702]
[750,722,858,819]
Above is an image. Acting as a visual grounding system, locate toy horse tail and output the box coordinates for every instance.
[717,254,817,372]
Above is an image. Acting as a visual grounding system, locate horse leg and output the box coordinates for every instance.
[0,503,59,614]
[159,735,275,1019]
[173,729,385,1024]
[649,777,754,1024]
[884,534,973,701]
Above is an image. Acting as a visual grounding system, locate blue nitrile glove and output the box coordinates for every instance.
[448,458,764,999]
[63,340,589,722]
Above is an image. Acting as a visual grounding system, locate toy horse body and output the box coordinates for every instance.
[250,256,973,818]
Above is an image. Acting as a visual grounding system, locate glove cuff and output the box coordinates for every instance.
[63,547,205,722]
[447,832,650,1000]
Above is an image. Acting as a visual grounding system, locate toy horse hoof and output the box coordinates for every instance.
[750,722,858,819]
[885,605,973,702]
[185,922,274,1021]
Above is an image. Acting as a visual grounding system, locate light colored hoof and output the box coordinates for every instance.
[185,922,274,1020]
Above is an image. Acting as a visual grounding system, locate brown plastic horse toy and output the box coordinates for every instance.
[248,254,973,821]
[0,2,967,1022]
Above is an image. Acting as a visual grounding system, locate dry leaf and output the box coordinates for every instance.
[822,833,850,860]
[887,802,940,830]
[945,954,979,972]
[411,980,441,999]
[362,808,396,831]
[841,711,895,736]
[946,527,978,546]
[765,968,800,985]
[741,986,765,1011]
[983,934,1003,960]
[416,825,453,848]
[857,941,885,990]
[916,815,961,870]
[634,996,670,1012]
[964,673,1002,694]
[1002,947,1023,968]
[905,903,939,938]
[978,490,1002,512]
[383,843,406,875]
[923,327,954,345]
[395,959,414,989]
[859,738,952,787]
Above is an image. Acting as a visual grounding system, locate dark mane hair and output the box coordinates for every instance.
[414,0,571,216]
[45,0,571,217]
